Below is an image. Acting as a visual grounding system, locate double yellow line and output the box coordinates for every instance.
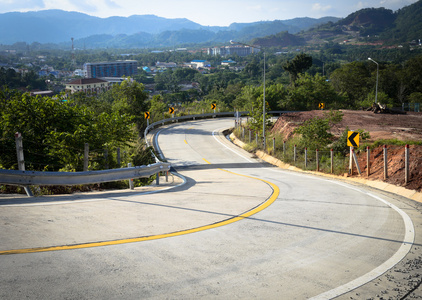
[1,159,279,255]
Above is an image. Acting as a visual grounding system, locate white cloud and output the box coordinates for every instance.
[0,0,45,12]
[312,3,332,12]
[246,5,263,12]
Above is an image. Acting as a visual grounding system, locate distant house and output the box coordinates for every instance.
[156,62,177,70]
[221,59,236,66]
[189,60,211,69]
[74,69,86,77]
[65,78,111,94]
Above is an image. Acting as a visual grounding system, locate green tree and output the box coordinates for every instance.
[106,79,149,132]
[329,62,371,108]
[282,73,341,110]
[283,53,313,85]
[0,90,134,171]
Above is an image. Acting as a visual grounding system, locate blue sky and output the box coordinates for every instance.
[0,0,417,26]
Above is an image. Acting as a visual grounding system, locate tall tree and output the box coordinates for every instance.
[283,53,313,85]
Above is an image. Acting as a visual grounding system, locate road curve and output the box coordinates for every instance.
[0,118,419,299]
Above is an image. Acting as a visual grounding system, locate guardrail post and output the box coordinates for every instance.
[316,149,319,172]
[383,145,388,180]
[242,127,245,140]
[330,149,334,174]
[84,143,89,171]
[166,171,169,182]
[128,163,134,190]
[272,137,275,155]
[294,145,297,163]
[405,144,409,184]
[366,146,370,177]
[156,172,160,185]
[15,132,33,197]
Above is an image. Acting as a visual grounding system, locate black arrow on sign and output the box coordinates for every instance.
[169,107,175,114]
[348,132,358,147]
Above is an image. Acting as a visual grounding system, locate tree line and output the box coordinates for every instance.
[1,50,422,174]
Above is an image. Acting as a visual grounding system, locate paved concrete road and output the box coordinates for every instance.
[0,118,420,299]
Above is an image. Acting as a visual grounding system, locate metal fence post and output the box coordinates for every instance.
[367,146,370,177]
[14,132,33,196]
[84,143,89,171]
[294,145,297,163]
[316,149,319,172]
[405,144,409,184]
[304,147,308,168]
[272,137,275,155]
[330,149,334,174]
[384,145,388,179]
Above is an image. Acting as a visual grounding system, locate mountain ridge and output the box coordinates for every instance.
[0,9,339,47]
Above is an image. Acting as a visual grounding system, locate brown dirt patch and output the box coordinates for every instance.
[271,110,422,192]
[272,109,422,142]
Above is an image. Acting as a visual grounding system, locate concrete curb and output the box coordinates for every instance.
[229,133,422,204]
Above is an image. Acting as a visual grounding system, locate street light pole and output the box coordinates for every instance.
[368,57,379,104]
[262,51,266,150]
[230,40,266,150]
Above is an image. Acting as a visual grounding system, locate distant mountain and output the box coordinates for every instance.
[383,0,422,42]
[0,9,339,47]
[289,0,422,47]
[0,10,202,44]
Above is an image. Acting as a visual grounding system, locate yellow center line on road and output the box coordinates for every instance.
[0,158,279,255]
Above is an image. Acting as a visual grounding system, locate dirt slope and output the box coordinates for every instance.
[271,110,422,192]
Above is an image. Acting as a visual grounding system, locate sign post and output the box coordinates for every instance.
[347,131,361,175]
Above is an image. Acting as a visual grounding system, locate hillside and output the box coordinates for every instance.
[271,110,422,191]
[261,0,422,47]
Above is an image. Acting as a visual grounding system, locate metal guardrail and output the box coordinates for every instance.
[1,110,286,195]
[0,162,170,186]
[144,110,288,161]
[144,111,248,147]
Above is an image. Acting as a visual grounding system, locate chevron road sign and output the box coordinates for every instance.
[347,131,359,147]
